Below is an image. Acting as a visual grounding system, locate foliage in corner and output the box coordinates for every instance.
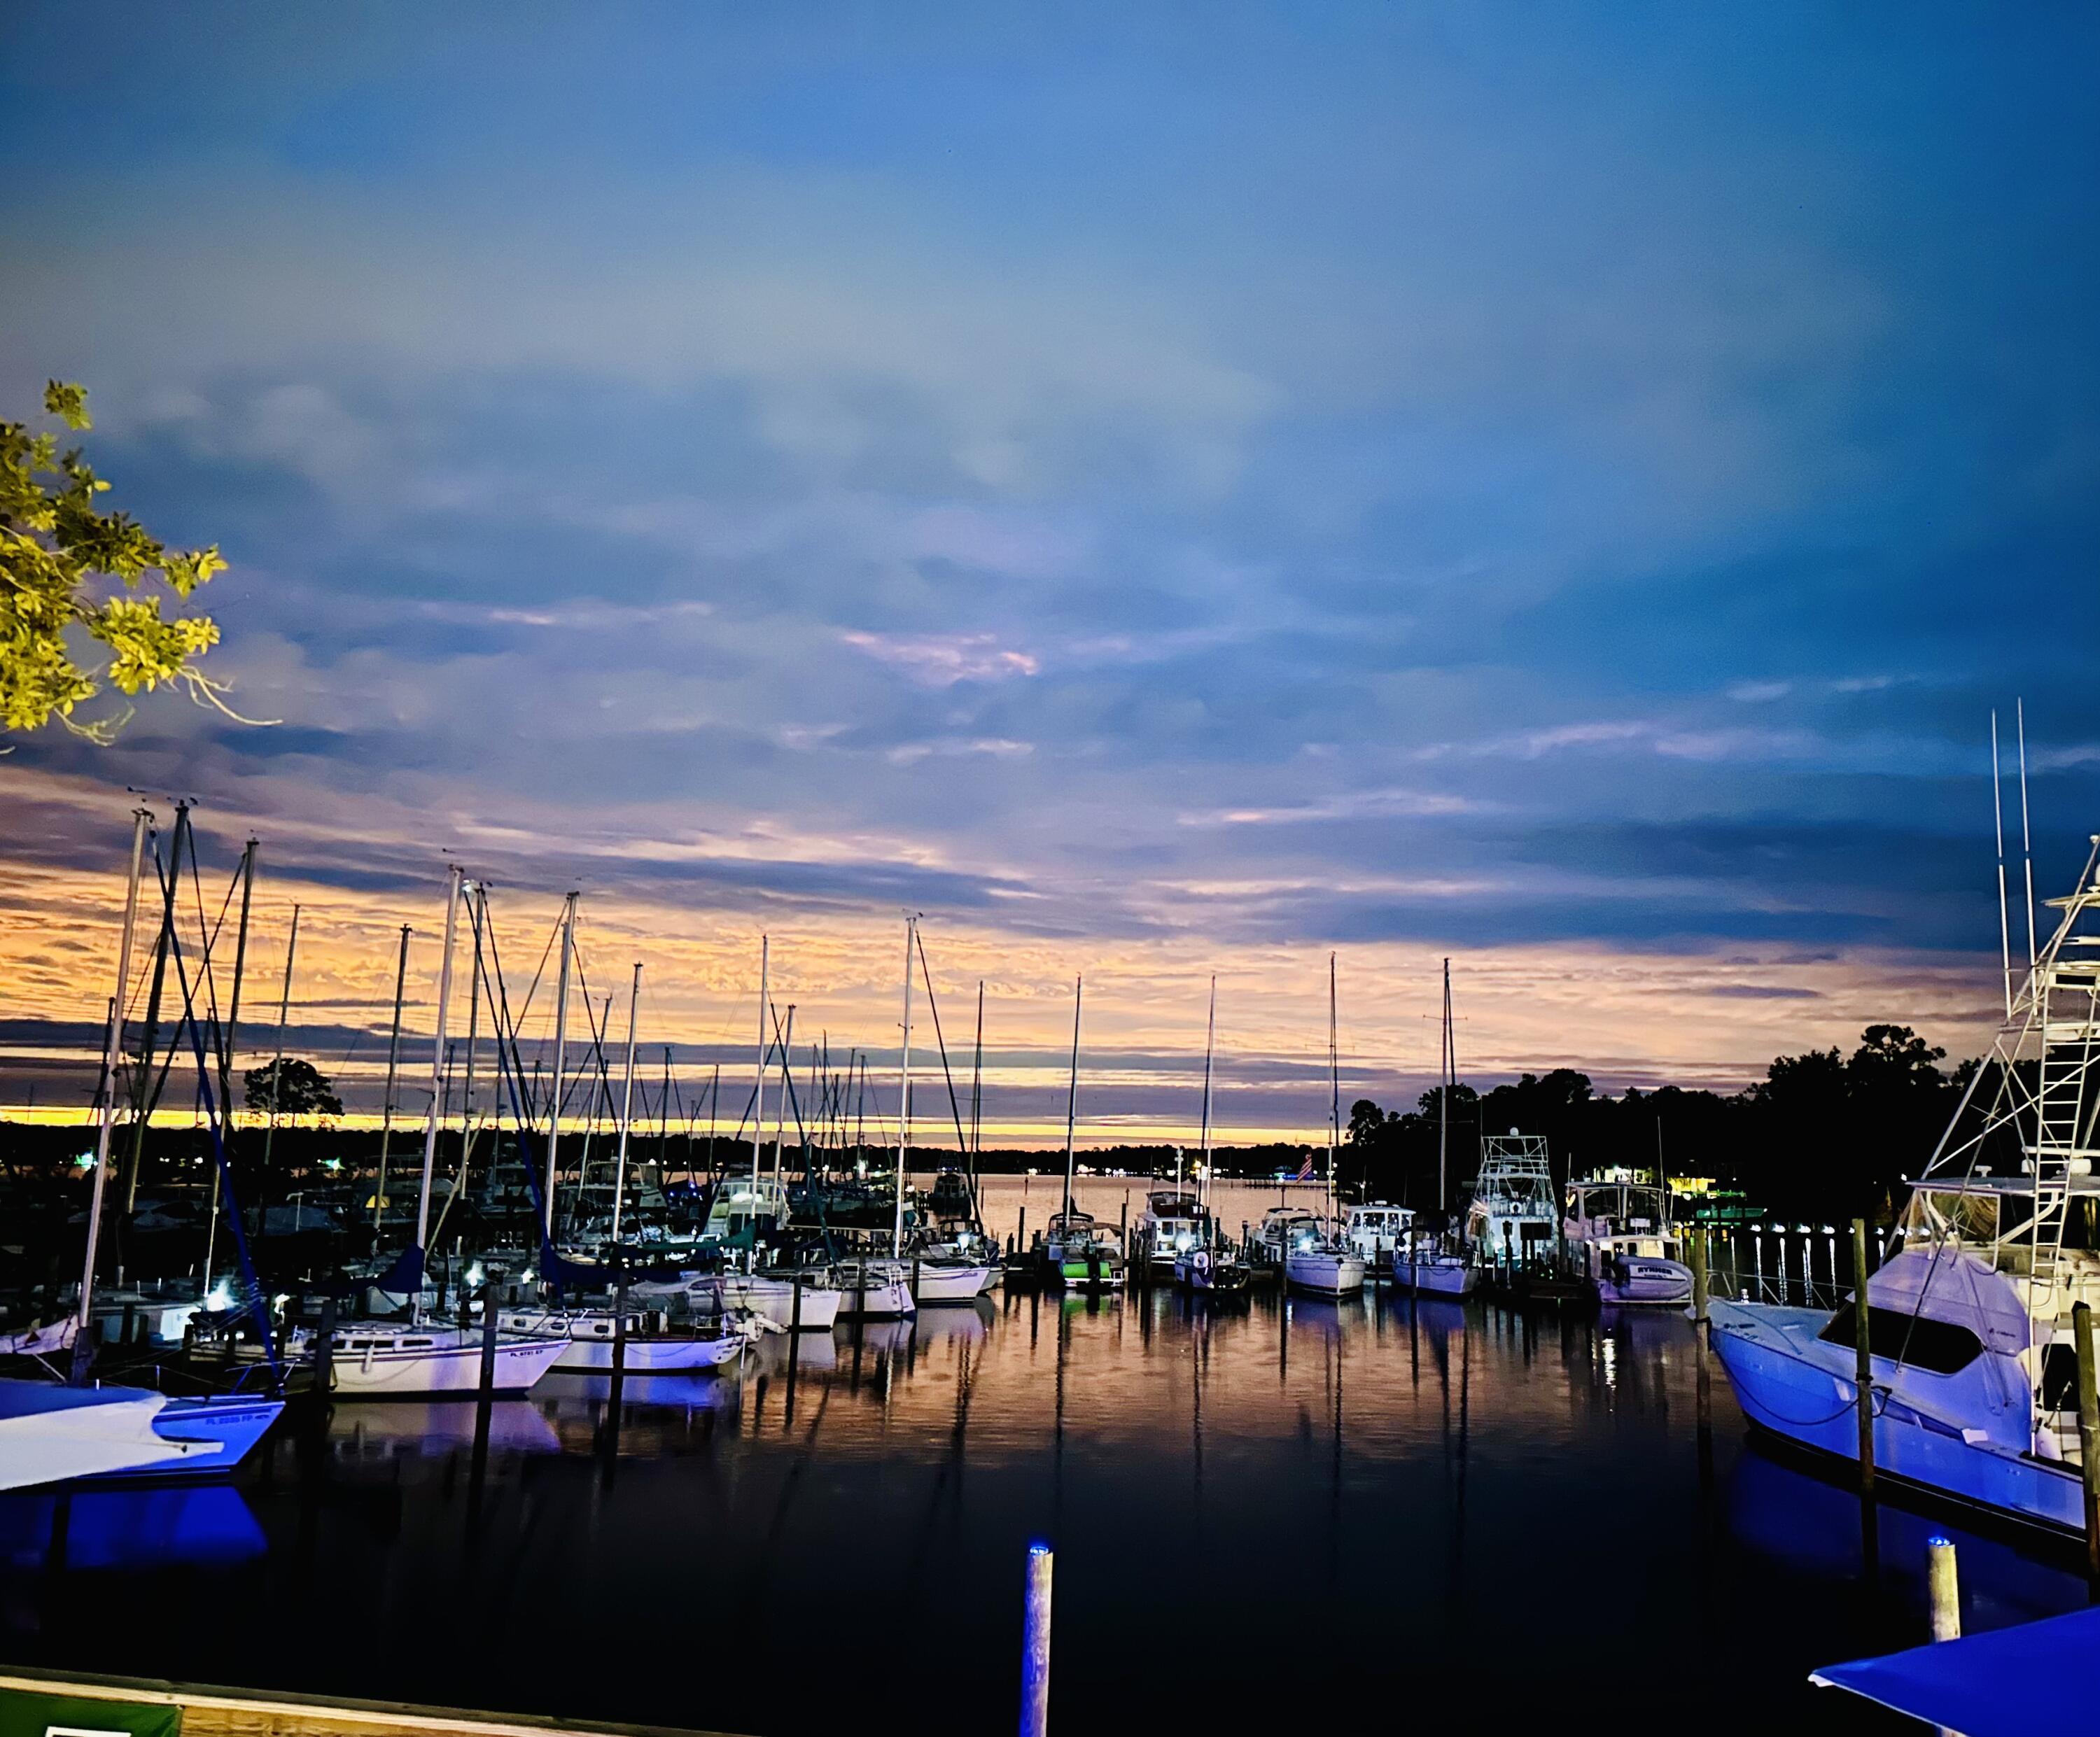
[1,380,255,742]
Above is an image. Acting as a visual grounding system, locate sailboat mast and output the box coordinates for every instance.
[1061,974,1082,1221]
[460,885,483,1162]
[76,804,151,1368]
[1328,952,1338,1217]
[971,980,984,1186]
[374,923,412,1228]
[1199,975,1216,1209]
[261,899,300,1174]
[752,934,769,1188]
[772,1005,794,1186]
[545,889,577,1237]
[413,865,465,1314]
[1438,957,1451,1214]
[219,838,256,1123]
[612,961,641,1244]
[894,915,918,1258]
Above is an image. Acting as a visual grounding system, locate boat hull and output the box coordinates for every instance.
[1597,1258,1695,1307]
[1707,1300,2085,1535]
[720,1274,844,1330]
[83,1395,285,1481]
[550,1334,746,1372]
[312,1335,570,1397]
[1396,1259,1478,1297]
[1285,1251,1366,1295]
[911,1263,997,1304]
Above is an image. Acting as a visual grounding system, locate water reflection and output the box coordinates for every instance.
[0,1288,2082,1736]
[0,1485,265,1571]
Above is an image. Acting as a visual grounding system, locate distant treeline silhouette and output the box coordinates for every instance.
[1343,1023,1975,1224]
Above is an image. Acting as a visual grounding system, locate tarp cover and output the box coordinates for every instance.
[1812,1605,2100,1735]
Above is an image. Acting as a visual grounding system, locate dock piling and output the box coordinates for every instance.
[313,1295,335,1398]
[478,1286,499,1399]
[1851,1218,1875,1496]
[1019,1542,1054,1737]
[1690,1228,1708,1326]
[2074,1300,2099,1577]
[1926,1536,1959,1642]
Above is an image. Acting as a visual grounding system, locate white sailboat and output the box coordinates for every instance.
[1710,824,2100,1535]
[1284,956,1365,1296]
[899,922,995,1304]
[290,868,567,1398]
[1395,957,1477,1297]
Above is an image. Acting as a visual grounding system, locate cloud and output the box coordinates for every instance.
[839,631,1041,687]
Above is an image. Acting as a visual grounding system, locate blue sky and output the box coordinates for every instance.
[3,3,2096,1127]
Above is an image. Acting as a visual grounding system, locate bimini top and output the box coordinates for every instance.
[1812,1605,2100,1737]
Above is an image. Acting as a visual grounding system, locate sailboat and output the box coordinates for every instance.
[284,868,567,1397]
[1043,974,1126,1291]
[1709,828,2100,1535]
[841,916,925,1316]
[1396,957,1477,1298]
[902,929,997,1304]
[1284,956,1365,1296]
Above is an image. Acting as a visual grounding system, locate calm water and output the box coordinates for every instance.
[1,1181,2089,1736]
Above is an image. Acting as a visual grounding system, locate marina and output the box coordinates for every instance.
[8,1276,2092,1737]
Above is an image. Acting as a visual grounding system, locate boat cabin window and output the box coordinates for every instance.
[1816,1304,1983,1376]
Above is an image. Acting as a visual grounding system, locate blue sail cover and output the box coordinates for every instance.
[1812,1605,2100,1735]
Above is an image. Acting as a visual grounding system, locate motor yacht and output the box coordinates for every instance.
[1564,1175,1695,1304]
[1709,836,2100,1535]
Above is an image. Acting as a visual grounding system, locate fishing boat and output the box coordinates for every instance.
[1709,831,2100,1536]
[1563,1175,1694,1305]
[1133,1188,1212,1281]
[1466,1132,1558,1270]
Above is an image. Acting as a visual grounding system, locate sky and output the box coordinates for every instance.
[2,3,2097,1144]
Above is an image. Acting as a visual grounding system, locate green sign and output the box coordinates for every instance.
[0,1690,182,1737]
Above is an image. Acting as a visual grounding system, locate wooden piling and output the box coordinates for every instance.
[1852,1217,1875,1496]
[1926,1535,1959,1642]
[1018,1544,1054,1737]
[1690,1228,1709,1326]
[478,1288,499,1399]
[313,1297,336,1398]
[2075,1300,2099,1577]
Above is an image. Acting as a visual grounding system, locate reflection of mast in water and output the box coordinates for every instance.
[1328,1319,1343,1589]
[1449,1308,1471,1626]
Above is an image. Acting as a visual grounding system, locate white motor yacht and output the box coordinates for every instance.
[1563,1176,1694,1305]
[1133,1190,1212,1281]
[1046,1211,1126,1291]
[1709,836,2100,1535]
[1344,1203,1415,1270]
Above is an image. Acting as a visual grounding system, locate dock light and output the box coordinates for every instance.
[1175,1232,1194,1251]
[466,1263,485,1288]
[208,1280,232,1311]
[74,1152,94,1169]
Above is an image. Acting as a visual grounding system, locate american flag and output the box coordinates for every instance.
[1294,1155,1316,1181]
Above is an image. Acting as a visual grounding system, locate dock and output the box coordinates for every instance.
[0,1668,749,1737]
